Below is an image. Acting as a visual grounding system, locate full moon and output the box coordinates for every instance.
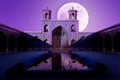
[57,2,89,32]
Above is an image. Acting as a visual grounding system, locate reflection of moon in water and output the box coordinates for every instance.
[57,2,89,32]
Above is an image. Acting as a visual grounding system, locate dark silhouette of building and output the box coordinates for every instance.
[0,23,50,53]
[75,23,120,53]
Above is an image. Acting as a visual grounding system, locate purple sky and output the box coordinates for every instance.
[0,0,120,32]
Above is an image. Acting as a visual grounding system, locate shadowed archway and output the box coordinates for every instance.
[97,36,103,51]
[8,34,16,51]
[17,36,22,51]
[113,32,120,52]
[22,36,29,51]
[0,32,7,52]
[52,26,68,51]
[105,35,112,51]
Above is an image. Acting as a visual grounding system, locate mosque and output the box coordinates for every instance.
[41,7,79,51]
[0,6,120,79]
[27,7,90,51]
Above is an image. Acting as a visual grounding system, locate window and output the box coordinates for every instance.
[44,25,48,32]
[71,25,75,32]
[72,13,74,17]
[45,13,48,19]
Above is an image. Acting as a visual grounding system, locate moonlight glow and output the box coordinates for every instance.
[57,2,89,32]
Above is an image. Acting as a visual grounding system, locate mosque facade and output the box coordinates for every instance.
[40,7,79,50]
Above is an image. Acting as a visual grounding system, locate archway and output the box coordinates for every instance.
[44,24,48,32]
[91,36,97,51]
[113,32,120,52]
[8,35,15,51]
[0,32,7,52]
[105,35,112,51]
[97,36,103,51]
[71,24,75,32]
[45,13,48,19]
[52,26,68,51]
[17,36,22,51]
[22,36,29,51]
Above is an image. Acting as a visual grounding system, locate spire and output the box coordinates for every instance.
[42,7,52,20]
[68,7,77,20]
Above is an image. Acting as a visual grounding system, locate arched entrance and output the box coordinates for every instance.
[105,35,112,51]
[22,36,29,51]
[113,32,120,52]
[91,36,97,51]
[17,36,22,51]
[97,36,103,51]
[0,32,7,52]
[8,34,15,51]
[52,26,68,51]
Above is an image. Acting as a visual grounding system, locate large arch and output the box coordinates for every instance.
[0,32,7,52]
[52,26,68,51]
[105,35,112,51]
[8,34,16,51]
[113,32,120,52]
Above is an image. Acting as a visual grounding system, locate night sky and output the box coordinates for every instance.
[0,0,120,32]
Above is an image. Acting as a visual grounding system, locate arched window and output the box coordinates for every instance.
[44,25,48,32]
[71,13,75,19]
[49,13,51,19]
[71,25,75,32]
[45,13,48,19]
[72,13,74,17]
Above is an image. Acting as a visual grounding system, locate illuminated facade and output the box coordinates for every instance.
[41,7,79,50]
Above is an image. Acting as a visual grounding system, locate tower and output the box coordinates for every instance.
[42,7,52,20]
[68,7,77,20]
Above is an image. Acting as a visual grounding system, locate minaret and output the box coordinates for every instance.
[42,7,52,20]
[68,7,77,20]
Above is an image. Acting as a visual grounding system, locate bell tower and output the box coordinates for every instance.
[42,7,52,20]
[68,7,77,20]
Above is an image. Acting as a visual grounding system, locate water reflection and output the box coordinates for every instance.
[27,53,89,70]
[27,58,52,70]
[61,53,89,70]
